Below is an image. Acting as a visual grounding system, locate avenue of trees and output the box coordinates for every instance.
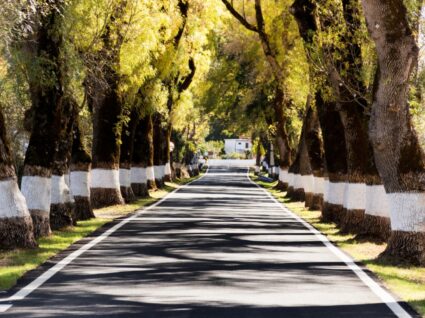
[0,0,425,267]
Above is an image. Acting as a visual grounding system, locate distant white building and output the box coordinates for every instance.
[224,138,252,155]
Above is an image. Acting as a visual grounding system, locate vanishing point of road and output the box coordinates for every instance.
[0,161,416,317]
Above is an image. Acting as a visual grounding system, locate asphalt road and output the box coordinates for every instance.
[0,163,415,317]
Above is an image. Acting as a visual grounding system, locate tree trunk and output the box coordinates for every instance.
[275,86,292,189]
[302,103,324,209]
[362,0,425,265]
[0,108,37,249]
[153,114,165,188]
[21,3,65,238]
[322,0,384,235]
[131,115,151,197]
[291,0,349,221]
[119,110,138,203]
[87,1,127,208]
[70,109,94,221]
[50,97,75,230]
[89,74,124,208]
[289,110,308,202]
[163,124,172,182]
[316,93,348,223]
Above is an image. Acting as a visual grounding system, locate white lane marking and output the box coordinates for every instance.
[246,169,412,318]
[0,168,209,313]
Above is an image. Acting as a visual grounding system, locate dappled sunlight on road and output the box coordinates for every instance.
[3,165,404,317]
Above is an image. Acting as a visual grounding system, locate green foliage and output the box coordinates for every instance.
[252,137,266,157]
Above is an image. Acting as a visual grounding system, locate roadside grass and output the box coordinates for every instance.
[0,175,200,291]
[252,175,425,317]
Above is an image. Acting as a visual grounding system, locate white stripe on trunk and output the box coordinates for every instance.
[279,168,288,183]
[64,174,70,187]
[326,182,346,205]
[365,185,389,218]
[70,171,90,197]
[164,162,172,175]
[130,167,147,184]
[51,175,73,204]
[301,175,315,193]
[154,166,163,179]
[323,179,330,201]
[0,179,30,218]
[119,169,131,187]
[21,176,51,211]
[343,183,366,210]
[90,169,120,189]
[388,193,425,232]
[146,166,155,181]
[313,177,325,195]
[287,173,295,187]
[293,174,303,190]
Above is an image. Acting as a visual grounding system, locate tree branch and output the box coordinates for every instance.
[178,58,196,93]
[254,0,283,81]
[221,0,258,32]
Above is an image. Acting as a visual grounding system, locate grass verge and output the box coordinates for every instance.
[0,175,200,291]
[252,174,425,317]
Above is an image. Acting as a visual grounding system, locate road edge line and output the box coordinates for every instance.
[0,167,209,313]
[246,169,413,318]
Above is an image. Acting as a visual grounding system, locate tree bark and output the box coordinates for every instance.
[119,110,138,202]
[21,2,65,237]
[301,103,324,209]
[70,108,94,221]
[290,0,326,211]
[0,107,37,249]
[132,114,152,196]
[50,96,75,230]
[324,0,384,235]
[316,93,348,223]
[153,114,165,188]
[87,2,127,208]
[362,0,425,265]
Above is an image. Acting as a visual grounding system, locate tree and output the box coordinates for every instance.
[131,114,152,196]
[84,1,127,208]
[221,0,296,176]
[362,0,425,265]
[119,109,138,202]
[0,106,36,248]
[70,105,94,221]
[20,0,67,237]
[50,96,75,229]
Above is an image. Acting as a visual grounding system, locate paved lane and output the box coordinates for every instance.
[0,164,413,317]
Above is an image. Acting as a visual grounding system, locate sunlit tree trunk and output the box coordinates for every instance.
[362,0,425,264]
[0,108,37,249]
[21,2,65,237]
